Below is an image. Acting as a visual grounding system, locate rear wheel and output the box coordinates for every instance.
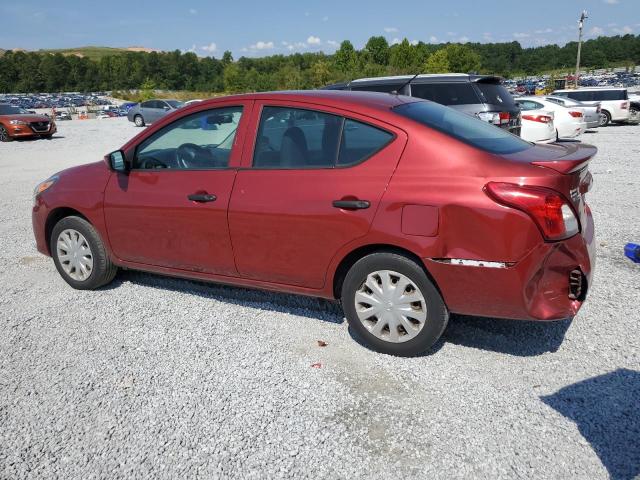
[0,126,13,142]
[599,110,611,127]
[50,216,117,290]
[341,252,449,356]
[134,115,145,127]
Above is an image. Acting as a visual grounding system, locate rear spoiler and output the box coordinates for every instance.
[532,144,597,174]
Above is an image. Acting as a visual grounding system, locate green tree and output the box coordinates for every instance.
[140,78,156,101]
[445,44,482,73]
[389,39,418,72]
[365,36,390,65]
[424,49,450,73]
[334,40,357,73]
[223,62,244,92]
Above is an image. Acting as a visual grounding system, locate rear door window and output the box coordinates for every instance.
[516,100,544,111]
[395,101,531,155]
[410,83,480,106]
[591,90,627,101]
[338,120,394,166]
[567,91,593,102]
[351,83,404,93]
[253,106,393,168]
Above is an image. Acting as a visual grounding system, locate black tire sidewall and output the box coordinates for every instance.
[50,216,113,290]
[341,253,449,356]
[0,126,13,142]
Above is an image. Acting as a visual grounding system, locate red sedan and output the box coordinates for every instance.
[32,91,595,356]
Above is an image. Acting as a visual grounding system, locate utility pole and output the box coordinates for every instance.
[575,10,588,88]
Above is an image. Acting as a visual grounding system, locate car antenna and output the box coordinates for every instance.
[391,73,420,95]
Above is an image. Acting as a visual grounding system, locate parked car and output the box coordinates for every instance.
[127,99,183,127]
[519,110,556,143]
[55,111,72,121]
[324,74,522,136]
[544,96,600,129]
[515,97,586,140]
[0,104,57,142]
[32,91,595,356]
[551,87,630,126]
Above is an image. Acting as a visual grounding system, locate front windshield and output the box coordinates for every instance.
[0,105,28,115]
[394,101,532,155]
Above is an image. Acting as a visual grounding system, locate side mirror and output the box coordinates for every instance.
[109,150,128,172]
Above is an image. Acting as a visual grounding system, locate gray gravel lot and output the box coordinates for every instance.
[1,118,638,479]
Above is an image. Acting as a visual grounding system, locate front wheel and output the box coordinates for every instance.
[50,216,117,290]
[0,126,13,142]
[134,115,145,127]
[341,252,449,356]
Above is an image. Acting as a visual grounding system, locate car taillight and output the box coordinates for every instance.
[498,112,510,125]
[568,111,583,118]
[484,182,580,241]
[477,112,511,125]
[522,114,552,124]
[621,101,629,110]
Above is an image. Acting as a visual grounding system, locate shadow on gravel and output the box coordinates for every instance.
[541,369,640,480]
[108,270,344,324]
[440,314,573,356]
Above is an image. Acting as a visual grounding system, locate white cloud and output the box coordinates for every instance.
[458,36,469,43]
[322,16,329,22]
[612,25,633,34]
[188,8,197,14]
[446,32,456,36]
[513,32,530,39]
[429,36,438,43]
[390,37,401,45]
[307,35,321,45]
[200,42,217,53]
[589,26,605,35]
[603,0,619,4]
[327,40,339,47]
[249,41,275,50]
[304,11,310,16]
[534,28,553,34]
[384,27,398,33]
[410,39,419,45]
[184,44,197,53]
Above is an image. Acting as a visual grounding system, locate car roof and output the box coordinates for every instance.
[349,74,503,85]
[194,90,415,112]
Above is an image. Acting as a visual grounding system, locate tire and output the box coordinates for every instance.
[50,216,117,290]
[0,126,13,142]
[41,134,53,140]
[341,252,449,356]
[134,115,145,127]
[599,110,611,127]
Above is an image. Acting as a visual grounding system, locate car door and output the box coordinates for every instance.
[139,100,154,121]
[104,101,252,275]
[227,101,407,289]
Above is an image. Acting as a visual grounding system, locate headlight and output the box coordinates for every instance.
[33,175,59,199]
[9,119,28,125]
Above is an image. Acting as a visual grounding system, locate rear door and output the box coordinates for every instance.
[228,101,407,289]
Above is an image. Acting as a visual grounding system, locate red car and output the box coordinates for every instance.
[0,104,57,142]
[32,91,595,356]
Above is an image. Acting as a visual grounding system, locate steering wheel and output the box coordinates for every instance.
[140,157,168,169]
[176,143,216,169]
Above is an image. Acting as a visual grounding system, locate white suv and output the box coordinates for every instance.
[551,87,630,126]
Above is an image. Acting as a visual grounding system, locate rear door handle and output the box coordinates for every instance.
[188,193,217,203]
[332,199,370,210]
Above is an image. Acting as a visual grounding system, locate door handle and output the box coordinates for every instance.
[188,193,217,203]
[332,199,370,210]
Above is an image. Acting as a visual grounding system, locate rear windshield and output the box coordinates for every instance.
[394,101,531,155]
[474,83,517,108]
[166,100,184,108]
[410,83,479,106]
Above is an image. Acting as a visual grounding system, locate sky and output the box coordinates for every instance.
[1,0,638,57]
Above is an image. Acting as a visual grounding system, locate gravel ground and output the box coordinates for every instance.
[0,118,638,480]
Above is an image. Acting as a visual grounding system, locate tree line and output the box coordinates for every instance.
[0,34,638,94]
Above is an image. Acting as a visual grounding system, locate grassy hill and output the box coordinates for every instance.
[32,46,159,60]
